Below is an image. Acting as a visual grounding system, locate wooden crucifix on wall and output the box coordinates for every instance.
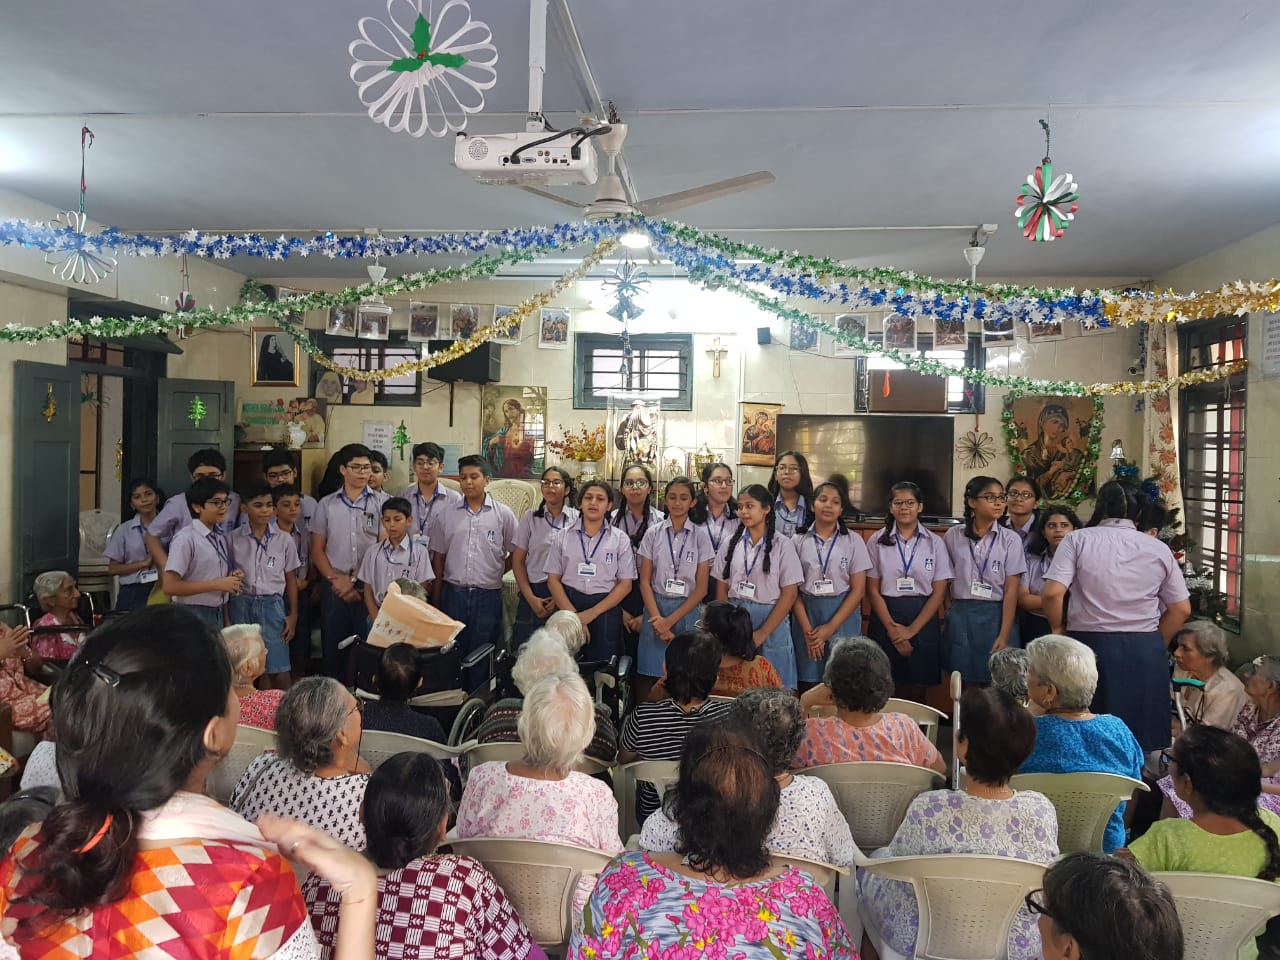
[706,337,728,378]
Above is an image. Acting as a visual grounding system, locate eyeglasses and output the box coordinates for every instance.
[891,500,919,508]
[623,479,650,489]
[265,470,295,482]
[1023,889,1050,918]
[414,458,441,468]
[975,493,1008,503]
[707,477,734,486]
[206,497,231,508]
[345,463,372,473]
[775,465,801,474]
[348,698,365,718]
[1006,490,1037,500]
[541,479,565,488]
[1161,748,1178,768]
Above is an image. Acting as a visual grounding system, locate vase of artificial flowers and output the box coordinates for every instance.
[547,424,607,480]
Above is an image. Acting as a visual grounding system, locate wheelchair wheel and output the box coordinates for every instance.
[449,697,488,746]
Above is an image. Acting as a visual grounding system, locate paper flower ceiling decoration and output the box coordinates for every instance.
[349,0,497,139]
[1016,120,1080,242]
[955,429,998,469]
[45,209,117,285]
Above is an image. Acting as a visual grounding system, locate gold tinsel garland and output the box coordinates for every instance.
[1104,281,1280,326]
[297,239,617,381]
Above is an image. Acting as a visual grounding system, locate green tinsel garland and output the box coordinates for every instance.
[1000,393,1105,505]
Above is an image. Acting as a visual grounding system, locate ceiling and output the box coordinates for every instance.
[3,0,1280,282]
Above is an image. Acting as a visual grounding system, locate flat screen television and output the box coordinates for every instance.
[776,414,955,520]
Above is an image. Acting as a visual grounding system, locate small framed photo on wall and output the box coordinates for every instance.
[408,302,439,342]
[934,318,968,348]
[789,317,819,353]
[451,304,481,340]
[832,312,869,357]
[251,328,300,387]
[883,313,917,351]
[357,305,390,341]
[326,305,357,337]
[492,305,522,345]
[539,308,570,349]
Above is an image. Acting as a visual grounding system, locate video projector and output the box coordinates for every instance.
[454,130,599,186]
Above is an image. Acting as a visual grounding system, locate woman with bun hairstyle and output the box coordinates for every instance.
[790,481,871,689]
[1042,479,1191,750]
[714,484,803,690]
[943,476,1026,684]
[866,481,953,702]
[545,480,637,661]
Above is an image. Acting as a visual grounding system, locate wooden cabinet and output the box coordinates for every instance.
[232,448,329,498]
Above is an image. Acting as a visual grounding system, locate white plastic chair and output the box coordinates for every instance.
[614,759,680,838]
[859,853,1046,960]
[1009,771,1149,854]
[439,477,462,494]
[801,762,943,852]
[78,508,119,597]
[950,670,964,788]
[886,698,948,745]
[1152,871,1280,960]
[459,739,614,778]
[769,852,848,900]
[487,479,539,519]
[359,729,461,769]
[207,725,279,804]
[448,837,616,953]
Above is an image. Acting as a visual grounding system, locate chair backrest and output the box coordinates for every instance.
[448,837,616,950]
[359,729,461,769]
[1009,771,1149,854]
[861,854,1046,960]
[769,852,848,900]
[1152,871,1280,960]
[206,726,280,804]
[78,509,119,562]
[802,762,942,851]
[459,740,613,778]
[439,477,462,493]
[486,479,539,519]
[885,698,947,745]
[615,759,681,839]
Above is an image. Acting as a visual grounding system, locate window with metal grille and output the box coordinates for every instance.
[1179,317,1246,624]
[308,332,422,405]
[573,333,693,410]
[854,333,986,413]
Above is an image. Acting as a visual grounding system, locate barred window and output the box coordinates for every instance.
[573,333,692,410]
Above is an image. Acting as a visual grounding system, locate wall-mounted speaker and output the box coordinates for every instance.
[426,341,502,383]
[757,327,772,345]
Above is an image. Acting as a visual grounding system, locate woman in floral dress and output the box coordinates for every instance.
[570,720,856,960]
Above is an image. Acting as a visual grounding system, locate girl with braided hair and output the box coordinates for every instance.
[611,463,663,657]
[713,485,802,689]
[1125,724,1280,884]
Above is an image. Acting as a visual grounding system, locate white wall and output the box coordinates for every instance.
[1156,224,1280,659]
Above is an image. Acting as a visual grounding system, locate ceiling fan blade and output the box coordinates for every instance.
[518,185,585,211]
[636,171,776,217]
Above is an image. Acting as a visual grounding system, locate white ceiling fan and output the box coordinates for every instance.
[519,121,775,221]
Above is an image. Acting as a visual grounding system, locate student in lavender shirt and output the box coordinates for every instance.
[636,476,715,703]
[714,484,804,690]
[767,451,815,538]
[866,481,953,703]
[272,484,313,680]
[402,441,462,546]
[510,466,579,649]
[1042,480,1192,752]
[366,449,389,494]
[103,478,163,612]
[228,482,300,690]
[943,476,1027,685]
[161,477,243,632]
[1018,504,1081,642]
[145,448,242,571]
[261,450,318,531]
[690,462,739,602]
[610,463,665,654]
[1002,475,1042,544]
[546,480,636,662]
[310,443,388,680]
[427,456,516,683]
[790,481,872,692]
[359,497,435,624]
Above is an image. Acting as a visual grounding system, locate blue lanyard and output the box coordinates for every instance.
[623,510,647,535]
[578,524,606,564]
[414,487,441,532]
[666,525,690,575]
[543,509,569,531]
[249,527,274,554]
[208,531,231,574]
[338,489,370,511]
[811,531,838,578]
[741,533,766,577]
[895,530,922,576]
[708,511,729,551]
[969,528,999,584]
[384,538,414,569]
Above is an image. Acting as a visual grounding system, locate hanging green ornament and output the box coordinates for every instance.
[188,395,208,428]
[393,420,411,461]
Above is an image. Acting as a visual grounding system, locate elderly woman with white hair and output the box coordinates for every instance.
[220,623,283,730]
[231,676,372,849]
[1020,634,1144,853]
[30,570,86,661]
[456,672,623,906]
[1171,620,1247,730]
[474,626,618,762]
